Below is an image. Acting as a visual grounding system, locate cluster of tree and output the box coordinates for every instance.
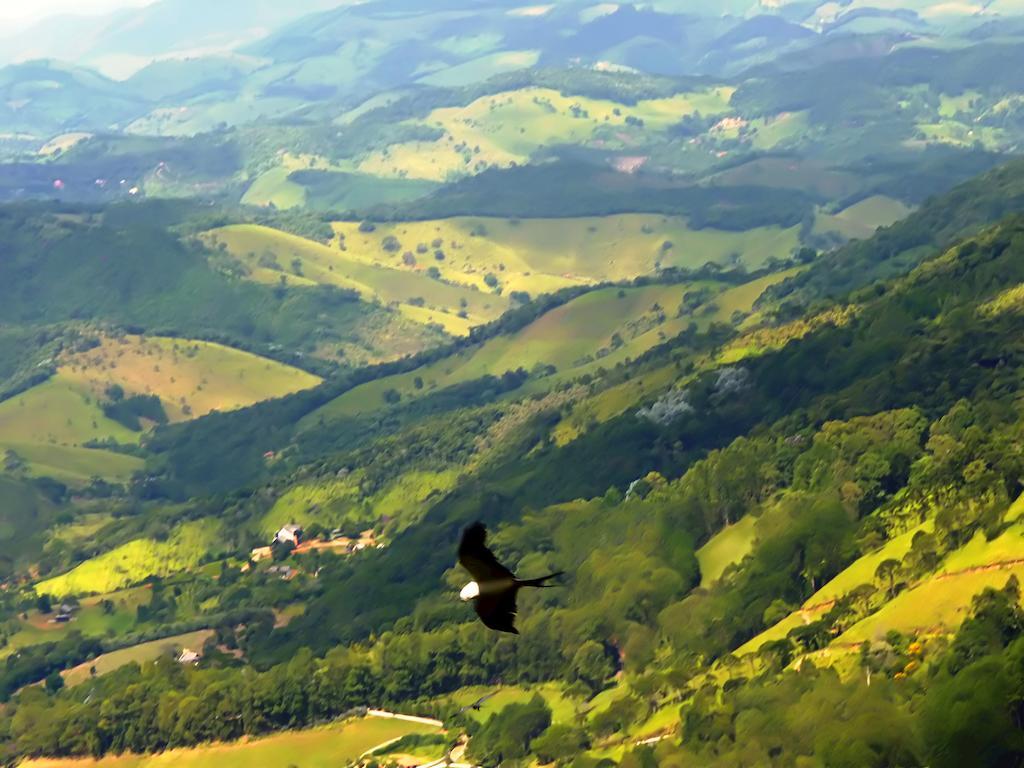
[663,580,1024,768]
[101,386,168,432]
[0,632,102,701]
[376,160,814,231]
[761,157,1024,315]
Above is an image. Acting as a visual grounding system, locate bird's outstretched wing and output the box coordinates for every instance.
[474,588,520,634]
[458,522,515,582]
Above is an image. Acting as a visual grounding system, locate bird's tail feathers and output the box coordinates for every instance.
[517,571,565,588]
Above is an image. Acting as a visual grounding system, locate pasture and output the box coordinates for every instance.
[240,166,306,210]
[0,376,146,484]
[59,334,322,422]
[0,336,318,484]
[306,282,707,421]
[37,520,222,597]
[803,520,935,607]
[445,683,577,724]
[696,514,759,587]
[356,86,734,181]
[2,587,149,657]
[837,564,1024,644]
[0,377,139,447]
[205,224,503,331]
[330,214,801,297]
[20,715,443,768]
[813,195,913,241]
[63,630,215,686]
[310,264,805,424]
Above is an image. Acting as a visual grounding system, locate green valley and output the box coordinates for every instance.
[0,2,1024,767]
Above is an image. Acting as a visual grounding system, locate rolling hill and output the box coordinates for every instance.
[3,4,1024,768]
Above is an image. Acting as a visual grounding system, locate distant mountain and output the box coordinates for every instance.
[0,61,147,135]
[0,0,347,78]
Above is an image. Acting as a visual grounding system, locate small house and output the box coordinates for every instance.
[250,546,273,562]
[275,524,303,546]
[53,604,76,624]
[177,649,201,665]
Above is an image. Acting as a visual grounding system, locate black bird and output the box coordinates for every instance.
[457,691,497,714]
[457,521,563,634]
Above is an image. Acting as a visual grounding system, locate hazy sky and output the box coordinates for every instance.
[0,0,157,30]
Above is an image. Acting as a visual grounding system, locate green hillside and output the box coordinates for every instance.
[205,224,505,334]
[20,716,441,768]
[13,166,1014,767]
[6,4,1024,767]
[0,203,445,367]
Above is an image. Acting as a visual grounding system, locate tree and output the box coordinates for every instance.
[875,559,901,599]
[470,696,552,765]
[36,594,52,615]
[531,725,588,764]
[572,641,614,691]
[44,671,64,694]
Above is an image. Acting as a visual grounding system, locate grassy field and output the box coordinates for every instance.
[552,362,680,446]
[0,336,317,484]
[741,520,1024,653]
[444,683,578,724]
[936,525,1024,574]
[0,442,143,485]
[305,282,711,422]
[2,587,150,657]
[0,376,145,484]
[1005,492,1024,522]
[37,520,222,597]
[708,157,864,200]
[0,377,140,447]
[310,264,806,427]
[551,269,803,445]
[329,215,801,297]
[804,520,935,607]
[813,195,914,241]
[63,630,214,686]
[837,564,1024,644]
[21,716,442,768]
[241,167,307,209]
[259,465,461,536]
[696,514,759,587]
[356,86,734,181]
[205,224,503,333]
[746,111,811,151]
[59,334,322,422]
[915,120,1008,151]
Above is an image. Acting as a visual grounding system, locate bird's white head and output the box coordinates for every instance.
[460,581,480,601]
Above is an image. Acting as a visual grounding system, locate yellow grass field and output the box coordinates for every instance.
[205,224,504,333]
[329,215,801,297]
[356,86,735,181]
[837,565,1024,644]
[0,336,318,483]
[21,716,443,768]
[59,334,322,422]
[37,520,222,597]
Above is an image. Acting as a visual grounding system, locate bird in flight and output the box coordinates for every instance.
[458,521,563,634]
[458,691,497,714]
